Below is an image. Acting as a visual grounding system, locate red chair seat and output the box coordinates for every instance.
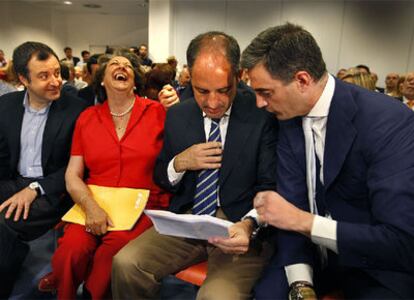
[175,261,342,299]
[175,261,207,286]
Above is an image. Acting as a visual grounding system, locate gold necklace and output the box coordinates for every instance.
[110,100,135,117]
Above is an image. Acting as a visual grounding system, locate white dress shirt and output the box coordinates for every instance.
[285,74,339,285]
[167,106,232,207]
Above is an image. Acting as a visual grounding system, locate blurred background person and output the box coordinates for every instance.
[38,50,170,299]
[0,49,7,68]
[76,50,90,68]
[143,63,175,101]
[175,65,191,95]
[385,72,400,98]
[60,46,80,67]
[342,67,376,91]
[401,72,414,109]
[336,68,347,80]
[138,43,152,69]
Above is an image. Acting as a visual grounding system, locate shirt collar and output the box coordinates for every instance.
[306,73,335,118]
[22,91,51,115]
[202,104,233,119]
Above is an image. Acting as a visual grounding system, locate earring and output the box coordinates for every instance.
[101,82,104,86]
[133,86,137,90]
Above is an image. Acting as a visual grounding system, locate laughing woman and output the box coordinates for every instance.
[39,51,170,299]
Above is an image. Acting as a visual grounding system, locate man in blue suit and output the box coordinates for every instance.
[240,23,414,299]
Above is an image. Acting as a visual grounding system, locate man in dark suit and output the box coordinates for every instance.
[0,41,88,297]
[112,31,278,300]
[60,46,80,67]
[240,23,414,299]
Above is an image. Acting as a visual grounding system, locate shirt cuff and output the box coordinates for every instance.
[285,263,313,286]
[38,184,45,195]
[242,209,267,226]
[167,156,185,185]
[311,215,338,253]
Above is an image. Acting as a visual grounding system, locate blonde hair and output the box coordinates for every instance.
[342,67,376,91]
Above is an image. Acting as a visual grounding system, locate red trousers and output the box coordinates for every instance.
[51,215,153,299]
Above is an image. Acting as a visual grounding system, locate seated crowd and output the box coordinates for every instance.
[0,23,414,300]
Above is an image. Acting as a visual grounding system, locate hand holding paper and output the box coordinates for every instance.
[208,219,254,254]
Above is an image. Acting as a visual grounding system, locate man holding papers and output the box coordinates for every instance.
[112,31,278,300]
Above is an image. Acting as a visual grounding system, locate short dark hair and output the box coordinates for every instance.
[241,23,326,83]
[13,41,59,82]
[81,50,90,57]
[93,49,145,102]
[186,31,240,76]
[86,53,101,74]
[60,63,70,80]
[356,64,371,74]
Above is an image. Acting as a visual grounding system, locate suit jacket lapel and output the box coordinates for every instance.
[220,92,253,186]
[324,81,357,189]
[184,100,205,146]
[42,99,65,168]
[285,118,307,172]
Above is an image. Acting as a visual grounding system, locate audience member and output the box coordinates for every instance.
[138,43,153,67]
[143,63,175,101]
[342,67,376,91]
[335,68,347,80]
[60,62,78,96]
[401,72,414,109]
[356,64,370,74]
[2,60,24,90]
[0,79,17,97]
[241,23,414,299]
[111,31,278,300]
[385,72,400,98]
[76,50,90,68]
[60,46,80,67]
[0,41,88,298]
[175,65,191,95]
[0,49,7,67]
[39,50,170,298]
[396,75,405,101]
[78,54,109,105]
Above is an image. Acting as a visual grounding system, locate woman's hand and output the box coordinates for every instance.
[84,202,114,235]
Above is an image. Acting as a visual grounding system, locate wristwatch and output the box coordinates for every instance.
[288,281,316,300]
[244,216,260,240]
[28,181,41,196]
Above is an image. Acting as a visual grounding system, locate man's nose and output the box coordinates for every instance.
[256,96,267,108]
[207,92,220,108]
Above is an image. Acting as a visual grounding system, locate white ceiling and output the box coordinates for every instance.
[14,0,148,15]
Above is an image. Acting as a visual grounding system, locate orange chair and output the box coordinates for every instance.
[175,261,207,286]
[175,261,343,299]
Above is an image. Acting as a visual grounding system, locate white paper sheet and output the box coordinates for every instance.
[145,209,234,240]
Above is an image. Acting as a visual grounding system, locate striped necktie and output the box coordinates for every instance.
[192,118,221,216]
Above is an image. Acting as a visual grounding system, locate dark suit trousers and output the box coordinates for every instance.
[0,177,67,298]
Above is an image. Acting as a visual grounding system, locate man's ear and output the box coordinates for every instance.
[18,74,29,87]
[294,71,312,92]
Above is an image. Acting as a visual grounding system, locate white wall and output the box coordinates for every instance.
[168,0,414,87]
[64,12,148,57]
[0,2,66,61]
[0,1,148,61]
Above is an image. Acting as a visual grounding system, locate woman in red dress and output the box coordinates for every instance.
[39,51,169,299]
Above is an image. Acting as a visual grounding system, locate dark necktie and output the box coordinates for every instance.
[192,118,221,216]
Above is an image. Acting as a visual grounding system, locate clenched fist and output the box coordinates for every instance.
[174,141,222,172]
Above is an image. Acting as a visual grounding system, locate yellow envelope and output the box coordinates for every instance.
[62,185,149,231]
